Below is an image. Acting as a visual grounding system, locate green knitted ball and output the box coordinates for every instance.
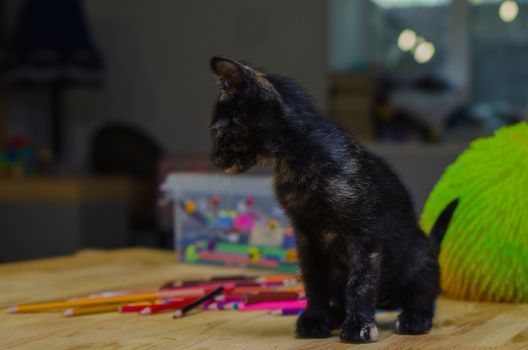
[421,122,528,303]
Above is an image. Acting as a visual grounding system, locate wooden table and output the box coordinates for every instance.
[1,249,527,349]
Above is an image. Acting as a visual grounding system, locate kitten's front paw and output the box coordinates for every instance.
[340,322,379,343]
[395,312,433,334]
[296,311,331,338]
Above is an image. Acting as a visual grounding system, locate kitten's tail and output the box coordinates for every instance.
[428,198,459,255]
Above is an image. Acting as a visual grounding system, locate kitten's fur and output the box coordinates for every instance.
[208,57,457,343]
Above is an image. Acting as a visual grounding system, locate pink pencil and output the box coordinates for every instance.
[233,300,307,311]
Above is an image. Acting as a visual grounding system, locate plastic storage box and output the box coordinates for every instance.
[162,173,298,272]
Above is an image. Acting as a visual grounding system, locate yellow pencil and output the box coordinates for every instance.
[63,304,121,317]
[7,288,208,313]
[63,301,159,316]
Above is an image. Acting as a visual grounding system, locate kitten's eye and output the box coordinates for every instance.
[211,119,229,129]
[210,118,230,137]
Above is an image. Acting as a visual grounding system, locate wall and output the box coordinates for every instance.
[329,0,365,71]
[64,0,327,169]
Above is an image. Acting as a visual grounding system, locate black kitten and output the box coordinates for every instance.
[208,57,457,343]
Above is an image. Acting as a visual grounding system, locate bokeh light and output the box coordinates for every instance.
[397,29,417,51]
[499,0,519,23]
[414,41,435,63]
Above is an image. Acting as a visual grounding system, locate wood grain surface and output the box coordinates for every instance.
[0,248,527,350]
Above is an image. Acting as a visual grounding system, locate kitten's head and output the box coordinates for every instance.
[209,57,282,174]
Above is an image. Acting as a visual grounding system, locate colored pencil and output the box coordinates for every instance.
[201,295,235,306]
[163,277,295,290]
[204,294,242,309]
[119,299,191,313]
[172,287,224,319]
[201,299,216,309]
[217,295,241,303]
[119,301,162,313]
[209,275,251,281]
[242,291,304,304]
[269,308,304,316]
[255,275,301,284]
[161,274,299,290]
[7,286,228,313]
[167,281,283,291]
[227,286,304,296]
[204,301,236,310]
[233,300,307,311]
[63,304,121,317]
[139,297,200,315]
[161,275,254,289]
[158,283,235,292]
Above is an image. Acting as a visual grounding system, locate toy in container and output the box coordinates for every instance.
[162,173,298,272]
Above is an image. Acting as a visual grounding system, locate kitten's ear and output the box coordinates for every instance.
[210,56,280,102]
[210,57,245,102]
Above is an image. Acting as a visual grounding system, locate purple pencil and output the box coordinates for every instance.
[269,308,304,316]
[205,301,236,310]
[218,295,242,303]
[202,295,241,309]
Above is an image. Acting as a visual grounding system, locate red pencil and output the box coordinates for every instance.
[119,302,158,313]
[242,291,304,304]
[139,296,200,315]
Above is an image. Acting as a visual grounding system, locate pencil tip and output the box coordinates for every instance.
[6,306,17,314]
[63,309,74,317]
[269,309,281,315]
[139,307,151,315]
[172,310,183,319]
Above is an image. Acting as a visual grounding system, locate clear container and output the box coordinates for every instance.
[161,173,298,272]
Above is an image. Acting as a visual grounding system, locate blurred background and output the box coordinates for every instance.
[0,0,526,262]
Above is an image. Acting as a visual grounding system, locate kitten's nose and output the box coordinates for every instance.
[210,125,223,137]
[210,154,226,169]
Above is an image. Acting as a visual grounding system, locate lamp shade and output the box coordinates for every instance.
[4,0,103,85]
